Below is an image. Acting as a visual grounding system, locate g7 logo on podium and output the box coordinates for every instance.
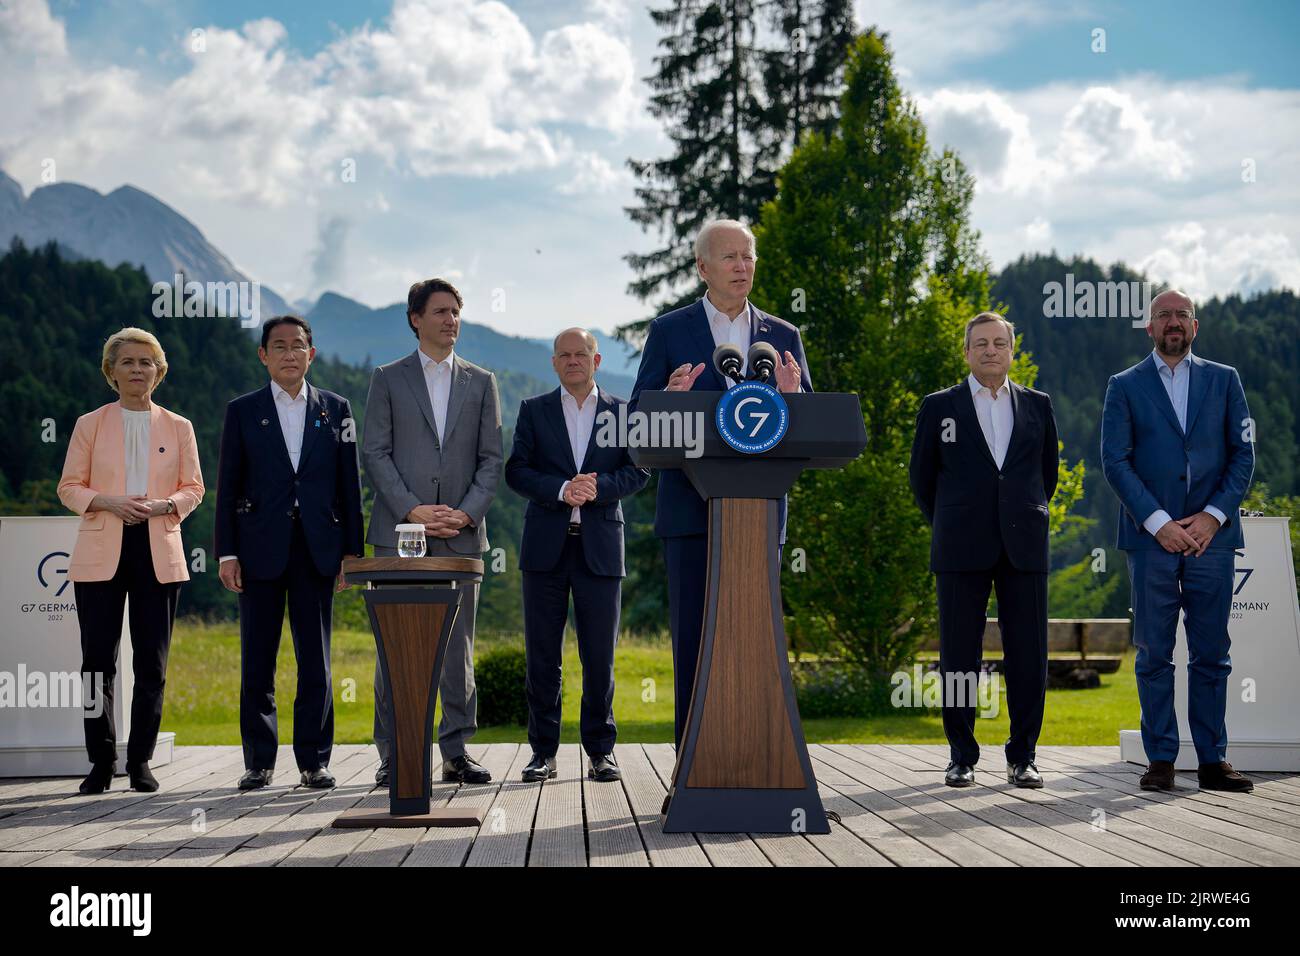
[715,381,789,454]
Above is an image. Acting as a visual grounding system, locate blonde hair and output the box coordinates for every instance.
[101,327,168,393]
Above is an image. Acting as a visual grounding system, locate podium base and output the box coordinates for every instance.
[1119,729,1300,771]
[332,807,484,829]
[662,786,830,834]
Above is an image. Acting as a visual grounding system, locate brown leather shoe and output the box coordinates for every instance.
[1140,760,1175,791]
[1198,761,1254,792]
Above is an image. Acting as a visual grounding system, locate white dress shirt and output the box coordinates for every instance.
[556,382,599,523]
[219,379,307,565]
[703,294,751,385]
[967,373,1013,470]
[1141,350,1226,536]
[271,378,308,473]
[420,348,455,440]
[121,408,152,497]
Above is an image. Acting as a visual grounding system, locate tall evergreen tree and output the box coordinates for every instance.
[620,0,857,342]
[758,0,856,150]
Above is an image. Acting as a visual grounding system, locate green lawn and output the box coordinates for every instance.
[162,620,1139,748]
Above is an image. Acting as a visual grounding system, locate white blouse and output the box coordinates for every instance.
[122,408,152,497]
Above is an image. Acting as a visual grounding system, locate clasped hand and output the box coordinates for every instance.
[407,504,471,539]
[1155,511,1221,557]
[563,473,598,508]
[95,494,169,525]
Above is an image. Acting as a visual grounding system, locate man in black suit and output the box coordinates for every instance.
[216,316,364,791]
[908,312,1059,789]
[505,328,649,782]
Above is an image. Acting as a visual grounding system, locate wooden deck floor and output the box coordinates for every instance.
[1,744,1298,867]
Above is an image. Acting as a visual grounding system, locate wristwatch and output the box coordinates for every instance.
[166,499,176,515]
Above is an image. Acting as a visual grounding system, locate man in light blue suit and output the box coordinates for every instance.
[1101,289,1255,794]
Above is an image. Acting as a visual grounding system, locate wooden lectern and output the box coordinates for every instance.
[332,556,485,829]
[631,391,866,833]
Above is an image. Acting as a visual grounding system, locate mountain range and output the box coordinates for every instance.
[0,169,640,397]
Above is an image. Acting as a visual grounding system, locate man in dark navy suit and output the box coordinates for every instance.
[909,312,1059,790]
[505,329,649,782]
[629,219,811,748]
[216,316,364,791]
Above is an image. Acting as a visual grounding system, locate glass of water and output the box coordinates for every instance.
[395,523,427,558]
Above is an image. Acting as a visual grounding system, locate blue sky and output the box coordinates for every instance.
[5,0,1298,338]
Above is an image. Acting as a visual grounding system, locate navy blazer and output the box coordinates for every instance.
[628,299,813,540]
[505,386,650,577]
[215,382,364,579]
[1101,353,1253,551]
[909,379,1060,574]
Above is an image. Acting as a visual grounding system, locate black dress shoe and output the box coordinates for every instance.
[1198,761,1254,792]
[1140,760,1176,791]
[300,768,335,789]
[442,754,492,784]
[1006,761,1043,788]
[522,753,557,781]
[588,753,621,782]
[79,761,116,795]
[944,762,975,787]
[238,768,274,790]
[127,761,159,792]
[375,765,390,787]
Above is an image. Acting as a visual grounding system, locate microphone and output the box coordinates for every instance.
[712,343,743,384]
[746,341,779,383]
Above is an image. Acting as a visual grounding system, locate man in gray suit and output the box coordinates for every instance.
[362,277,503,785]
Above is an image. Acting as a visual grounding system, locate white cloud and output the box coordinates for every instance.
[914,77,1300,297]
[1137,222,1300,300]
[555,151,628,195]
[1023,216,1052,246]
[0,0,641,205]
[0,0,65,59]
[916,88,1046,192]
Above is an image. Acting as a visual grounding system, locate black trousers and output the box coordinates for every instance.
[73,522,180,766]
[522,533,620,758]
[238,516,335,772]
[936,545,1048,766]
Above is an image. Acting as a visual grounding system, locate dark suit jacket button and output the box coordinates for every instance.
[998,474,1005,480]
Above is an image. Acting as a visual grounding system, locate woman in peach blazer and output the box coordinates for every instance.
[57,328,204,796]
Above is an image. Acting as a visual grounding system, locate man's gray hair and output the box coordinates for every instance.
[553,327,598,354]
[963,311,1016,350]
[695,219,757,262]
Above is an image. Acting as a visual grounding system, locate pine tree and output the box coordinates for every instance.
[620,0,858,343]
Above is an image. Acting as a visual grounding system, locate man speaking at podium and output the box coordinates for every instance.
[630,219,811,747]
